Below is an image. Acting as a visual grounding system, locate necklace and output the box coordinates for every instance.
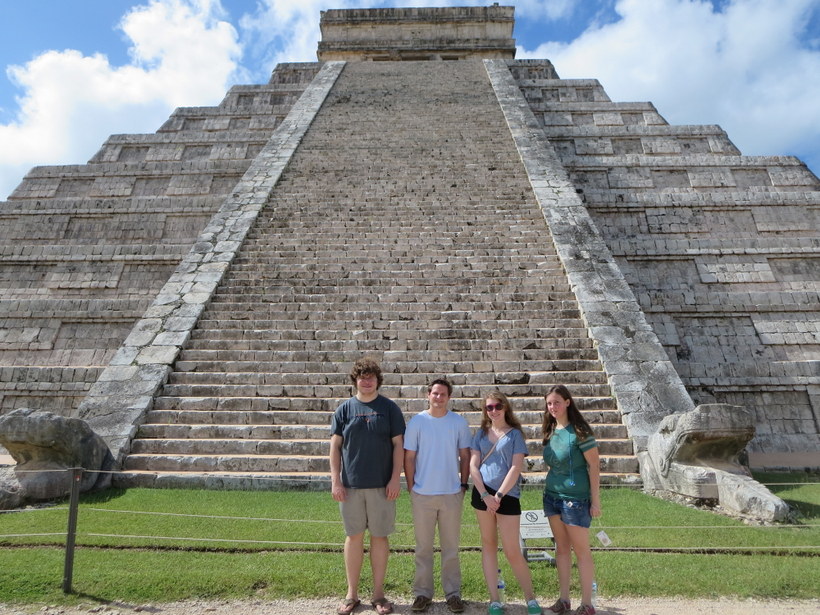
[490,425,509,440]
[563,427,576,487]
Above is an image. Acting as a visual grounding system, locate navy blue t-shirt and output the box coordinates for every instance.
[331,394,406,489]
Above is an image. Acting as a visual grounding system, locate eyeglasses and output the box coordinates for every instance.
[485,403,504,412]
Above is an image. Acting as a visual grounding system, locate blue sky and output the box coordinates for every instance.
[1,0,819,199]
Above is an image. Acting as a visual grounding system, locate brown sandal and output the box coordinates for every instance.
[338,599,361,615]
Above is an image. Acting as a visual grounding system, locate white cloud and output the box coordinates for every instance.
[512,0,578,20]
[239,0,369,72]
[0,0,242,199]
[518,0,820,171]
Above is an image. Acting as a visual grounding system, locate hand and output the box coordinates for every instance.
[590,503,601,518]
[386,476,401,501]
[331,482,346,502]
[484,493,500,513]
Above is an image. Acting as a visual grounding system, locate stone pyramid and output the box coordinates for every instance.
[1,6,817,490]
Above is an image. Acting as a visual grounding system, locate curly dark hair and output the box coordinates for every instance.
[541,384,593,444]
[349,357,383,388]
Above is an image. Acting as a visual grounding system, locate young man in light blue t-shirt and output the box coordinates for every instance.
[404,378,472,614]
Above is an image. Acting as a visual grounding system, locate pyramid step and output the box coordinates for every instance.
[167,370,608,387]
[207,294,580,305]
[122,453,328,473]
[192,317,585,330]
[226,259,565,270]
[181,339,595,353]
[158,378,610,399]
[178,337,596,350]
[526,454,640,475]
[122,450,639,475]
[111,469,641,490]
[129,436,632,457]
[137,423,330,440]
[172,359,605,375]
[188,327,589,341]
[213,275,569,287]
[149,394,617,414]
[199,309,585,321]
[176,348,597,364]
[135,421,630,441]
[173,353,603,370]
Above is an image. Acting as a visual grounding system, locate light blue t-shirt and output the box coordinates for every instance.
[471,428,528,499]
[404,410,472,495]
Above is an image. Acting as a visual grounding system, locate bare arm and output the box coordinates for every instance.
[386,434,403,500]
[583,446,601,517]
[404,448,417,493]
[458,447,470,486]
[468,449,485,491]
[494,452,525,499]
[470,448,500,512]
[330,434,346,502]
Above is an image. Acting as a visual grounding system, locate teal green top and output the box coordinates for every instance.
[542,425,597,500]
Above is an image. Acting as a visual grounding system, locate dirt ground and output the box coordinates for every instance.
[1,597,818,615]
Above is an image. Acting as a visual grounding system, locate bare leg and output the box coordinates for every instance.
[547,515,571,602]
[370,535,389,601]
[475,509,501,601]
[566,524,595,606]
[344,532,365,600]
[498,514,536,602]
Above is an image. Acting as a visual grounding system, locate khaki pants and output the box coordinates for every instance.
[411,491,465,599]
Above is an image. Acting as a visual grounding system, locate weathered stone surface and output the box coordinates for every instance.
[0,408,112,508]
[318,6,515,61]
[640,404,789,521]
[2,6,817,498]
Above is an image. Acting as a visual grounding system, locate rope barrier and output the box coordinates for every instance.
[0,533,66,538]
[5,466,819,489]
[79,507,819,530]
[0,505,68,514]
[4,530,817,555]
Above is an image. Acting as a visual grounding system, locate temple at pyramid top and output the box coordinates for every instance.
[317,4,516,61]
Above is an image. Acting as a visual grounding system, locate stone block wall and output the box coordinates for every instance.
[0,63,320,418]
[511,59,820,460]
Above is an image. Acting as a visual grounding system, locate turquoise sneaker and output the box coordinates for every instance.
[488,601,504,615]
[527,600,542,615]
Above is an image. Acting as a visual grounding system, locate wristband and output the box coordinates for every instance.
[481,491,489,498]
[461,483,469,490]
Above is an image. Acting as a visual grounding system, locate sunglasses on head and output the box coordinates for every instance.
[485,403,504,411]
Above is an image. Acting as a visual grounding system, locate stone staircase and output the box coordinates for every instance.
[118,60,639,488]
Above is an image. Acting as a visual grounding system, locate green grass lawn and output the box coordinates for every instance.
[0,473,817,605]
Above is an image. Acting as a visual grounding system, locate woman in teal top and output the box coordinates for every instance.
[541,385,601,615]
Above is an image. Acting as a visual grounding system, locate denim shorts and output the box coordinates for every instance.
[543,492,592,528]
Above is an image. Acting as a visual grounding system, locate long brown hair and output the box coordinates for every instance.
[541,384,593,444]
[480,391,523,434]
